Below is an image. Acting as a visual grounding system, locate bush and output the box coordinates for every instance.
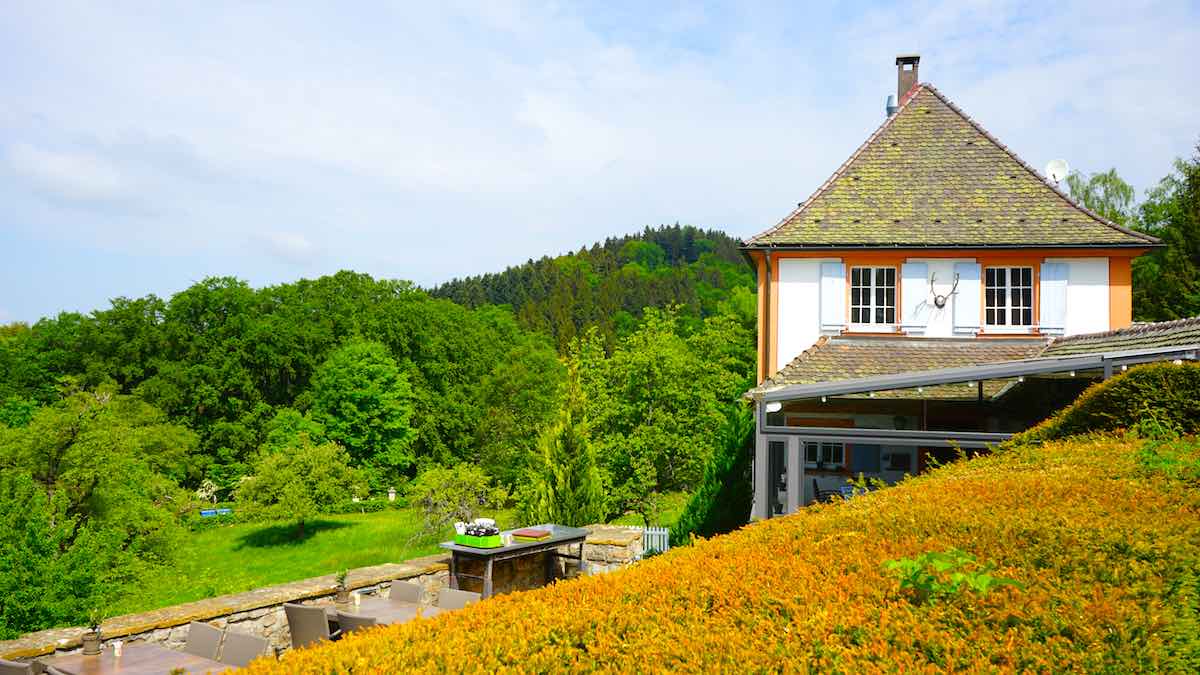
[235,437,365,537]
[239,434,1200,673]
[1013,362,1200,443]
[407,464,507,539]
[669,402,754,546]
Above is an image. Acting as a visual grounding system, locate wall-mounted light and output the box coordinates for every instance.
[1069,371,1076,377]
[869,391,876,398]
[821,396,827,403]
[765,402,783,413]
[1018,376,1025,383]
[1121,364,1128,372]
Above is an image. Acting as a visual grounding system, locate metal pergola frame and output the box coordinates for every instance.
[753,343,1200,448]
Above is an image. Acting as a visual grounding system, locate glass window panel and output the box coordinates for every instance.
[1023,308,1033,325]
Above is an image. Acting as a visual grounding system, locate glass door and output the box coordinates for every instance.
[768,439,787,517]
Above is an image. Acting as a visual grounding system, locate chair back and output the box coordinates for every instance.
[389,580,422,604]
[436,588,481,610]
[0,658,32,675]
[219,630,273,668]
[284,603,331,649]
[335,611,377,635]
[184,621,223,659]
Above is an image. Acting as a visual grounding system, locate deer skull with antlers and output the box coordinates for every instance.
[930,272,960,309]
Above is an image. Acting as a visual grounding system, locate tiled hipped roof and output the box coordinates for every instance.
[749,317,1200,399]
[745,85,1158,248]
[751,336,1047,399]
[1042,317,1200,356]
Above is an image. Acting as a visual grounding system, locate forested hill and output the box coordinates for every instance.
[430,225,755,349]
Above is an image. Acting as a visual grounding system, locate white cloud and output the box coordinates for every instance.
[0,1,1196,322]
[254,231,318,266]
[5,142,129,203]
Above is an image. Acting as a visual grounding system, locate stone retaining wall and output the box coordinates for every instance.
[0,524,647,663]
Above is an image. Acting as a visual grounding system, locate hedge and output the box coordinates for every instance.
[1013,361,1200,443]
[238,433,1200,672]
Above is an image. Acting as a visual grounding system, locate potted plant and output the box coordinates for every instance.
[334,570,351,605]
[82,607,104,655]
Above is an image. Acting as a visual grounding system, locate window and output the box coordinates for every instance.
[804,441,845,468]
[985,267,1033,327]
[850,267,896,325]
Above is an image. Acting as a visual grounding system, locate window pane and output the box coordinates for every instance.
[986,268,996,285]
[1022,288,1032,306]
[805,443,816,463]
[886,307,895,323]
[875,287,884,305]
[885,287,895,306]
[1021,268,1032,285]
[852,268,861,285]
[875,307,884,323]
[885,268,896,285]
[986,309,995,324]
[1010,287,1020,305]
[1022,308,1032,325]
[997,309,1006,325]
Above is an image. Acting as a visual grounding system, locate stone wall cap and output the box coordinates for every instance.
[584,525,643,547]
[0,554,449,660]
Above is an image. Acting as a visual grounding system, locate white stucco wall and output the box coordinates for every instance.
[1049,258,1109,336]
[776,258,830,368]
[905,258,976,337]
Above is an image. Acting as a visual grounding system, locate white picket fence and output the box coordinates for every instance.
[642,526,670,556]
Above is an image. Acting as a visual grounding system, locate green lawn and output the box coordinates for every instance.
[608,491,690,527]
[112,506,512,616]
[112,494,690,616]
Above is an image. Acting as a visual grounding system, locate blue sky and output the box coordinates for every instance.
[2,1,1197,323]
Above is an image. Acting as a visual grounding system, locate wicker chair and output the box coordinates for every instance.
[389,580,422,604]
[335,610,378,635]
[219,630,273,668]
[184,621,224,660]
[284,603,340,649]
[436,588,480,610]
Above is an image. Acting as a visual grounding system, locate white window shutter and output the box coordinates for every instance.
[819,262,845,331]
[1040,262,1069,334]
[953,262,981,335]
[900,262,929,333]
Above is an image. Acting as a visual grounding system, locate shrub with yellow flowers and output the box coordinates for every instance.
[236,425,1200,673]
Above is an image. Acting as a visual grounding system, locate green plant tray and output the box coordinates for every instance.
[454,533,503,548]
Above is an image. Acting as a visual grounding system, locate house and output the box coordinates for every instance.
[741,55,1187,519]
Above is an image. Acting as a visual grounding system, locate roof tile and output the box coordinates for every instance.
[746,85,1158,248]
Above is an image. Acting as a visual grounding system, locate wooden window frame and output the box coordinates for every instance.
[848,266,898,329]
[984,265,1035,331]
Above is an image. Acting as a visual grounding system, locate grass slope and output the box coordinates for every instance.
[240,434,1200,673]
[112,508,509,615]
[113,497,688,616]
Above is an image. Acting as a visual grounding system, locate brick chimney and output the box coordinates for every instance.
[896,54,920,101]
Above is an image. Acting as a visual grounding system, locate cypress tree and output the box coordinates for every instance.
[669,402,755,546]
[518,363,607,528]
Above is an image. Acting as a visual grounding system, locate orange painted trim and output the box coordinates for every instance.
[1109,257,1133,330]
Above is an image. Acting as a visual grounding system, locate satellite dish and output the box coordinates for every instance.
[1044,159,1069,185]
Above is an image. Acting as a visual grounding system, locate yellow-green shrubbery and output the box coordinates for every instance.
[239,431,1200,673]
[1014,362,1200,443]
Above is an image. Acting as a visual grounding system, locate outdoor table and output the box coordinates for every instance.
[38,642,229,674]
[439,523,588,598]
[326,596,446,625]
